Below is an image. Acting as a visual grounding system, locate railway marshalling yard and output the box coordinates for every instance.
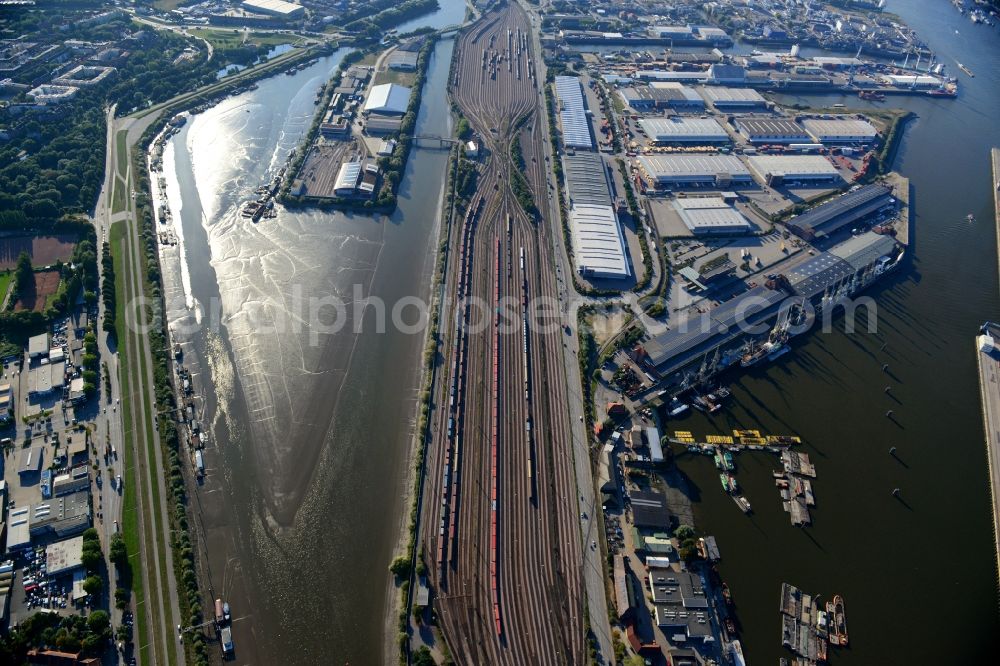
[419,2,586,664]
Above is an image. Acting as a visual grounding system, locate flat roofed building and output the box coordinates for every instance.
[883,74,942,88]
[673,197,752,235]
[828,230,899,272]
[638,117,729,144]
[630,490,672,530]
[647,425,664,463]
[555,76,594,149]
[708,63,745,84]
[53,466,89,497]
[636,154,752,187]
[638,285,785,375]
[386,50,418,71]
[650,569,713,641]
[365,117,403,134]
[635,70,710,83]
[619,84,703,111]
[650,25,694,38]
[30,491,91,539]
[736,117,811,144]
[696,26,732,44]
[569,204,630,279]
[19,446,43,478]
[333,161,362,196]
[240,0,304,18]
[363,83,411,115]
[746,154,842,185]
[45,535,84,576]
[785,183,894,240]
[699,86,767,109]
[28,333,49,358]
[613,556,630,620]
[801,117,878,144]
[27,361,64,396]
[6,506,30,551]
[785,252,854,299]
[563,152,613,208]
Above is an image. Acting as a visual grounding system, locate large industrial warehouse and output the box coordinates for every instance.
[638,117,729,144]
[672,197,753,235]
[746,154,842,186]
[638,230,899,384]
[364,83,411,115]
[801,117,878,144]
[784,183,895,240]
[618,84,703,111]
[555,76,594,149]
[564,152,629,278]
[568,204,630,279]
[636,154,753,187]
[699,86,768,109]
[241,0,305,19]
[564,153,613,207]
[735,117,812,144]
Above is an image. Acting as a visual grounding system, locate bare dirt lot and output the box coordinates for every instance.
[0,234,77,270]
[14,269,61,312]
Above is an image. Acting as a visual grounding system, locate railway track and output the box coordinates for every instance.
[421,2,584,664]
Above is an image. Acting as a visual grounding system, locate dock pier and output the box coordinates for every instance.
[993,148,1000,293]
[976,148,1000,588]
[975,323,1000,587]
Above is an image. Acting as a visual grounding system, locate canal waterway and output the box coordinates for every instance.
[156,10,461,664]
[670,1,1000,663]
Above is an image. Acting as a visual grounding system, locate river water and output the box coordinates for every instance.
[670,1,1000,663]
[155,0,1000,662]
[156,8,460,663]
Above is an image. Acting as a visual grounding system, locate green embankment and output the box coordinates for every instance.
[110,222,150,666]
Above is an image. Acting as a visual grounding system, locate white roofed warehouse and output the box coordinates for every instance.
[554,76,594,150]
[364,83,411,115]
[636,155,753,188]
[746,155,843,186]
[801,117,878,144]
[672,198,753,235]
[699,86,768,110]
[241,0,305,18]
[735,117,811,144]
[333,162,362,196]
[638,117,729,145]
[569,204,630,279]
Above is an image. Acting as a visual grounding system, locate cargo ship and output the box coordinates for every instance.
[732,494,752,514]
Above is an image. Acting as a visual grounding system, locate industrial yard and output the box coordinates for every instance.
[529,1,922,664]
[419,3,584,663]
